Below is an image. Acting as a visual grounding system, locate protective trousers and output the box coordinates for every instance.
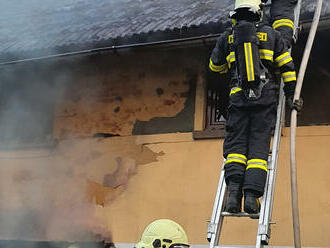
[223,91,277,197]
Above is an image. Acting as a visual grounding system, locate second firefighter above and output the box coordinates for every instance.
[209,0,297,214]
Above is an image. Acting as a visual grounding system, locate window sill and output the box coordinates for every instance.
[193,128,225,140]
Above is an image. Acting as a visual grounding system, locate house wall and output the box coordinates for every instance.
[53,47,203,139]
[0,45,330,246]
[1,127,330,246]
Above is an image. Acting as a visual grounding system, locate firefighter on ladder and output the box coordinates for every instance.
[209,0,298,214]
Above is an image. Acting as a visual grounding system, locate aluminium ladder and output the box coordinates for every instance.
[207,2,302,247]
[206,84,286,248]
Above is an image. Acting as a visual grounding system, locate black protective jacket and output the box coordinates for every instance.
[209,22,297,104]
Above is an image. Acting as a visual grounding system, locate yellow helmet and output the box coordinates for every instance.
[230,0,263,21]
[135,219,189,248]
[234,0,262,12]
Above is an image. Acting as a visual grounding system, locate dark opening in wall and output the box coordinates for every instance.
[289,28,330,126]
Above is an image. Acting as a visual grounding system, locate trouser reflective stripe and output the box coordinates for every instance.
[225,153,247,165]
[246,159,268,172]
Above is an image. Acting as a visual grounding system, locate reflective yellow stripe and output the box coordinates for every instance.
[248,159,267,165]
[248,43,254,80]
[259,49,274,62]
[278,57,293,67]
[228,34,234,44]
[275,52,293,67]
[275,52,289,62]
[273,18,294,30]
[260,55,273,61]
[225,159,247,165]
[226,153,247,165]
[219,66,228,74]
[226,52,236,69]
[209,59,228,73]
[227,153,247,160]
[246,159,268,172]
[244,43,255,81]
[229,87,242,96]
[246,164,268,172]
[282,71,297,82]
[209,59,221,72]
[259,49,274,55]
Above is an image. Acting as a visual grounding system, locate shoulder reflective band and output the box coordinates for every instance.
[244,42,255,81]
[246,159,268,172]
[225,153,247,165]
[281,71,297,82]
[275,52,293,67]
[259,49,274,62]
[226,51,236,69]
[209,59,228,73]
[229,87,242,96]
[272,18,294,30]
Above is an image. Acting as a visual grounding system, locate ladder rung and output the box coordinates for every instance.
[221,212,259,219]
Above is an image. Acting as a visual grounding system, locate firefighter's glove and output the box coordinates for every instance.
[287,97,303,112]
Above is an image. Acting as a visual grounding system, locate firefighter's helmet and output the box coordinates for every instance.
[230,0,263,21]
[135,219,189,248]
[235,0,262,12]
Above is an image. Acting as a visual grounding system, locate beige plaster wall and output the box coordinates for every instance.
[53,48,203,139]
[99,126,330,247]
[1,126,330,246]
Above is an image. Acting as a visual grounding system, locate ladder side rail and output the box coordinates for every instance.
[212,185,227,247]
[208,162,225,238]
[208,164,227,248]
[257,85,286,247]
[256,163,272,248]
[262,85,286,241]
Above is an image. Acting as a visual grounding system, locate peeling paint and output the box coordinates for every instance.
[53,49,204,139]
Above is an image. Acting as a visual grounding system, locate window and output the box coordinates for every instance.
[193,70,229,139]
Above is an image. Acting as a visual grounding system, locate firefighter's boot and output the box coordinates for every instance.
[244,190,260,214]
[225,181,243,213]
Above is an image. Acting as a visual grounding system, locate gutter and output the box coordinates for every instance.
[0,17,329,66]
[0,34,220,66]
